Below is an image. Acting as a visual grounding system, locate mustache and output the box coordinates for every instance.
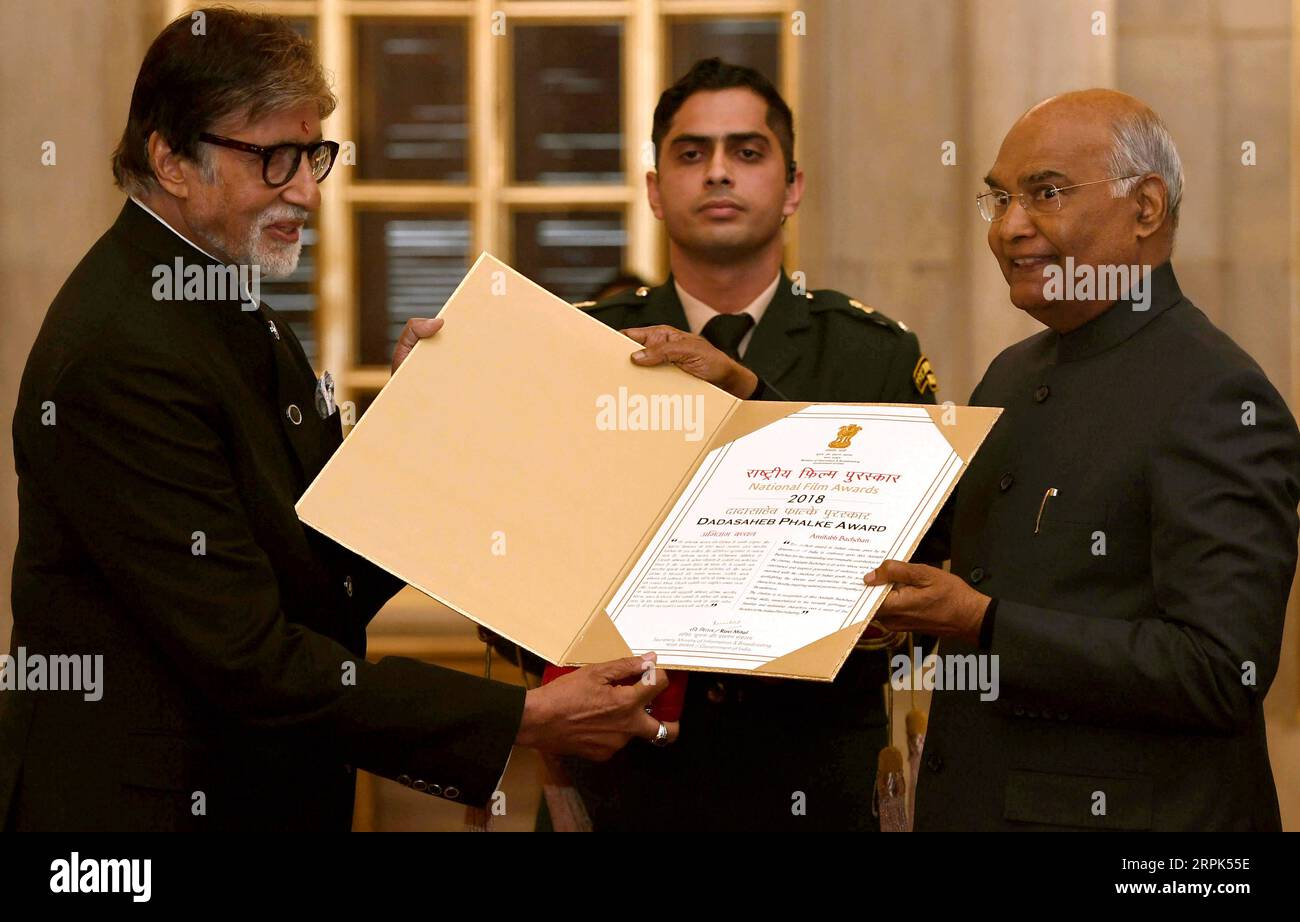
[258,206,310,227]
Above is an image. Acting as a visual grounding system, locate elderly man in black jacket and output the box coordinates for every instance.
[868,89,1300,830]
[0,8,707,831]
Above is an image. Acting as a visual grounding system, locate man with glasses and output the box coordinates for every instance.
[864,89,1300,830]
[3,8,672,832]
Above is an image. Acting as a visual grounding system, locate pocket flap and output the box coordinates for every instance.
[1004,769,1152,830]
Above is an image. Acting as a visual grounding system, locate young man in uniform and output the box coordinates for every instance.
[565,58,943,831]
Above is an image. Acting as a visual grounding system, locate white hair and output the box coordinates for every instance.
[1106,109,1184,230]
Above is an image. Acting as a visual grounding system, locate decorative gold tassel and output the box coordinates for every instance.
[874,678,909,831]
[464,804,490,832]
[905,708,927,829]
[539,753,593,832]
[875,746,908,832]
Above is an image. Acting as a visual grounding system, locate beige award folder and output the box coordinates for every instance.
[296,254,1001,681]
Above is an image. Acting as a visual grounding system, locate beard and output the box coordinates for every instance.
[241,204,308,278]
[194,203,309,280]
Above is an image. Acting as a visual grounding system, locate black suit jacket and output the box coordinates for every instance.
[916,262,1300,830]
[2,200,524,831]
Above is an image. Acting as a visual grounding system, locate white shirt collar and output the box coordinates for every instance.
[675,271,782,359]
[130,196,258,308]
[130,195,224,263]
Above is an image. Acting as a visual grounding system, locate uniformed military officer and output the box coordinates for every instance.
[867,90,1300,830]
[556,58,943,832]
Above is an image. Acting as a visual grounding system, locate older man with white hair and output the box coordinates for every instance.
[3,7,674,832]
[865,89,1300,830]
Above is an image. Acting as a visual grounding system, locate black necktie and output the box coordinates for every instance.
[701,313,755,361]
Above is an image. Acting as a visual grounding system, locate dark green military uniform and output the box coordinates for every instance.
[574,271,938,405]
[562,271,941,831]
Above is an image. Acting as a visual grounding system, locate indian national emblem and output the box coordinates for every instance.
[828,424,862,449]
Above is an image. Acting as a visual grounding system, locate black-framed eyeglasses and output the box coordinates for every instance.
[975,174,1142,222]
[198,132,340,187]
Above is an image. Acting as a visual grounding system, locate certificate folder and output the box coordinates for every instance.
[296,254,1001,681]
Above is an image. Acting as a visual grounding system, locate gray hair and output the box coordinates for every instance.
[1106,109,1184,230]
[112,8,335,199]
[117,141,217,199]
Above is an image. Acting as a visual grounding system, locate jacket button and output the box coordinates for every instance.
[999,473,1014,492]
[397,774,412,787]
[444,786,460,800]
[1013,706,1025,716]
[969,566,985,585]
[1058,711,1069,721]
[924,753,944,773]
[1041,708,1053,720]
[1034,384,1050,403]
[706,680,728,704]
[428,784,443,797]
[412,779,428,792]
[286,404,303,425]
[343,763,353,775]
[1026,709,1038,719]
[343,575,353,597]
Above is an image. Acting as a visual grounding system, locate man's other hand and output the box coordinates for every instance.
[623,325,759,398]
[391,316,444,375]
[515,652,679,760]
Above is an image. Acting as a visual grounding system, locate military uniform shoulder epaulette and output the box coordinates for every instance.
[572,285,653,313]
[808,290,936,395]
[807,289,913,335]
